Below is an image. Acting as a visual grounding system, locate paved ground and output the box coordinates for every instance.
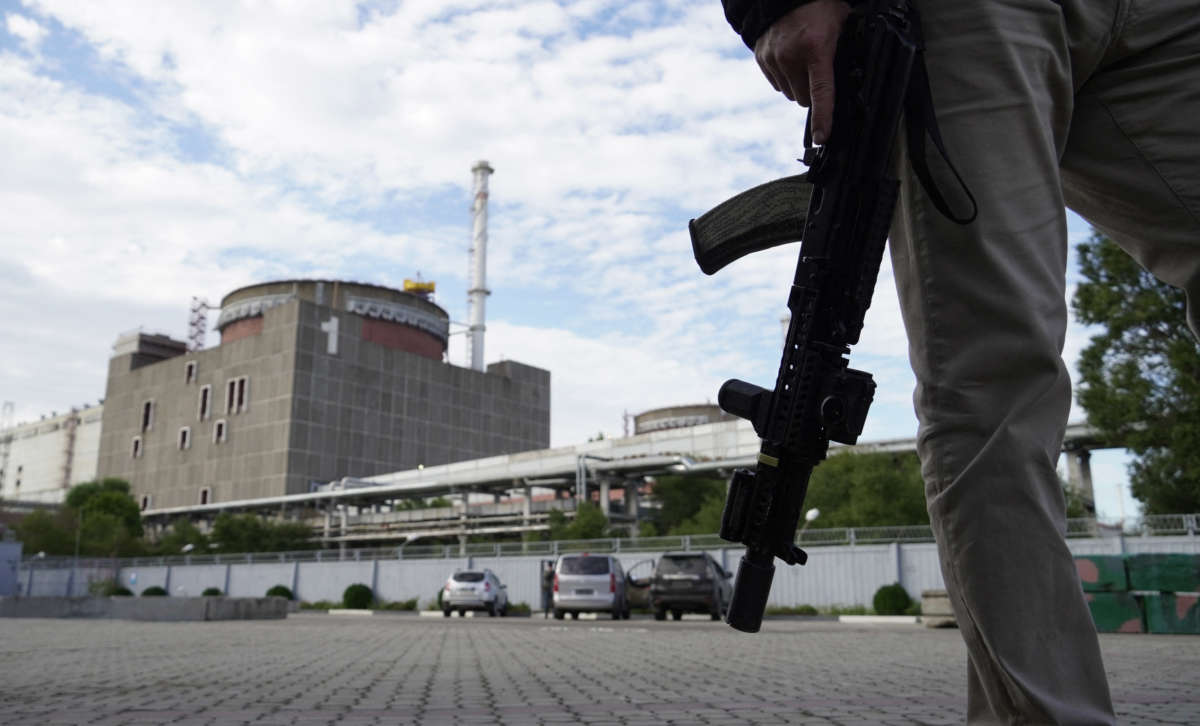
[0,612,1196,725]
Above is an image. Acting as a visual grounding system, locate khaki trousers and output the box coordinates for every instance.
[889,0,1200,723]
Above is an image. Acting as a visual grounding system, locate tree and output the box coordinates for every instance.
[153,518,210,556]
[803,451,929,529]
[13,509,75,556]
[547,503,610,540]
[1072,232,1200,514]
[667,494,725,536]
[644,475,727,535]
[209,513,315,554]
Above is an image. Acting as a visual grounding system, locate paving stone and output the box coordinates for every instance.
[0,614,1197,724]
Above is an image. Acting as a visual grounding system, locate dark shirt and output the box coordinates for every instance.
[722,0,812,49]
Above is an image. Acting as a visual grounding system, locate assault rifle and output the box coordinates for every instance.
[689,0,925,633]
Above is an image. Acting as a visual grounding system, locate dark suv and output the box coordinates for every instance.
[649,552,733,621]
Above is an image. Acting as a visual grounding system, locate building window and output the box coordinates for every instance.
[198,384,212,420]
[178,427,191,450]
[184,360,197,384]
[132,436,143,458]
[213,419,227,443]
[199,487,211,505]
[226,376,250,414]
[141,400,155,431]
[140,495,152,511]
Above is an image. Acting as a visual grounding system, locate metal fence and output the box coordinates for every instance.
[21,513,1196,569]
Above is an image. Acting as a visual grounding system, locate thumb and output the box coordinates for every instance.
[807,56,836,145]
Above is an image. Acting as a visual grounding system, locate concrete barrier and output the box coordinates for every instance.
[0,596,287,621]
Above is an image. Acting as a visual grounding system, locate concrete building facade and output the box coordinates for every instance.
[97,280,550,511]
[0,405,103,504]
[634,403,732,435]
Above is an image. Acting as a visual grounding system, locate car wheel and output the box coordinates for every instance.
[553,609,565,620]
[711,599,722,621]
[442,608,451,618]
[622,600,631,620]
[458,609,465,617]
[610,607,620,620]
[570,611,579,620]
[487,602,496,617]
[500,602,508,617]
[654,608,666,621]
[671,610,682,621]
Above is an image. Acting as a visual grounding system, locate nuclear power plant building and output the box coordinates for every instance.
[96,280,550,511]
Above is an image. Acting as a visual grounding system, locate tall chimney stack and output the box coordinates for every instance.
[467,160,493,372]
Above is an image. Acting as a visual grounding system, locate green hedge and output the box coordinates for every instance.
[141,586,168,597]
[266,585,295,601]
[342,583,373,609]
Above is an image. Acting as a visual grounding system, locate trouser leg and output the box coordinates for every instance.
[891,1,1116,722]
[1060,0,1200,337]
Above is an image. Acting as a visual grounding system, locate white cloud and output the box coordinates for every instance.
[5,13,47,49]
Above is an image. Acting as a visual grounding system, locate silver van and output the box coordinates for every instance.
[552,554,630,620]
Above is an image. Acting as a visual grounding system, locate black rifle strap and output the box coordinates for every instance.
[904,52,978,225]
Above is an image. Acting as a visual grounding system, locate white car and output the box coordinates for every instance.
[441,569,509,617]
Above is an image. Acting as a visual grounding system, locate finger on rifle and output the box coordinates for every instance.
[807,54,834,144]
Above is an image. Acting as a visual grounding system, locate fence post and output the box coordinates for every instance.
[683,536,691,552]
[291,560,301,600]
[224,563,232,596]
[890,542,904,591]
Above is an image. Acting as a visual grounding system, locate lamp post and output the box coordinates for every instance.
[798,508,820,541]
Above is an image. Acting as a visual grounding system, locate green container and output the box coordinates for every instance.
[1085,592,1144,633]
[1126,554,1200,592]
[1143,593,1200,635]
[1074,556,1128,592]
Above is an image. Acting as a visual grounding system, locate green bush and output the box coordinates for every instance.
[202,587,222,597]
[91,580,133,597]
[765,605,820,616]
[266,585,295,601]
[378,598,419,611]
[827,604,869,616]
[141,586,168,597]
[342,583,373,609]
[872,583,912,615]
[507,602,532,616]
[299,600,338,610]
[426,588,445,611]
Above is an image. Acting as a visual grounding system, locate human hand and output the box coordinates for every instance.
[753,0,850,145]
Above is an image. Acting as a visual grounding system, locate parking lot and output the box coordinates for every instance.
[0,613,1196,725]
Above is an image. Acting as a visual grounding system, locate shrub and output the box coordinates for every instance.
[827,604,869,616]
[507,602,532,616]
[872,583,912,615]
[91,580,133,597]
[141,586,168,597]
[342,583,373,609]
[202,587,222,597]
[266,585,295,601]
[378,598,419,611]
[426,588,445,611]
[765,605,819,616]
[299,600,338,610]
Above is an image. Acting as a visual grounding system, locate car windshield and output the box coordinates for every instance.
[559,557,610,575]
[453,572,485,582]
[658,556,708,576]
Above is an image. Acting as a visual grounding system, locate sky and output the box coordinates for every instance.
[0,0,1142,523]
